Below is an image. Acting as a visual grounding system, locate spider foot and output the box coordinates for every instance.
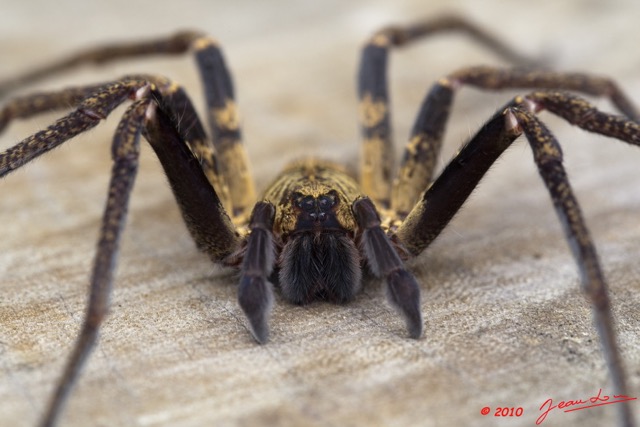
[387,269,423,339]
[238,275,274,344]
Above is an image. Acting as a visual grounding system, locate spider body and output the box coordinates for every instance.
[1,16,639,427]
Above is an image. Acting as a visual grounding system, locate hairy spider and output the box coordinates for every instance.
[0,16,638,427]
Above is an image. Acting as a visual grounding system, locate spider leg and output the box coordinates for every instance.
[143,101,241,261]
[392,68,639,216]
[448,67,639,120]
[1,78,242,424]
[0,84,104,133]
[353,197,422,338]
[237,202,276,343]
[39,99,148,427]
[511,107,635,427]
[0,79,147,176]
[191,37,255,220]
[0,31,203,96]
[358,15,537,208]
[396,93,640,253]
[0,31,256,219]
[146,78,234,213]
[394,96,638,426]
[0,75,237,213]
[525,91,640,142]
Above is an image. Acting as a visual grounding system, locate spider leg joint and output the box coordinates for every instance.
[519,95,542,113]
[134,84,151,100]
[144,101,157,121]
[504,108,523,134]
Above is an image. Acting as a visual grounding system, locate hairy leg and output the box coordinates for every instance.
[39,98,148,427]
[395,95,638,426]
[391,68,639,216]
[357,15,538,208]
[0,31,256,218]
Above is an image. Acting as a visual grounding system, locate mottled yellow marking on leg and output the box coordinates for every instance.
[211,99,241,131]
[165,81,181,95]
[192,36,218,50]
[368,33,392,47]
[218,142,256,222]
[437,77,452,87]
[392,163,430,217]
[391,133,440,215]
[405,134,422,155]
[360,136,391,206]
[358,93,387,128]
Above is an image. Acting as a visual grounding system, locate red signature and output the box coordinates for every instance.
[536,389,637,424]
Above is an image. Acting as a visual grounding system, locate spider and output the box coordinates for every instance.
[1,16,638,427]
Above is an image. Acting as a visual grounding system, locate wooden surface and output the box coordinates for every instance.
[1,1,639,426]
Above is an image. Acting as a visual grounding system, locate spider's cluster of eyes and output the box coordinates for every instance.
[294,193,337,221]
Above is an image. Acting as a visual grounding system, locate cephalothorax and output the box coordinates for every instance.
[1,16,638,427]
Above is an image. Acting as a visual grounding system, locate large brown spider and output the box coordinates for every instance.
[0,16,638,427]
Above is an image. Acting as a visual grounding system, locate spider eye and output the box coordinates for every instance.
[318,194,336,209]
[295,195,315,211]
